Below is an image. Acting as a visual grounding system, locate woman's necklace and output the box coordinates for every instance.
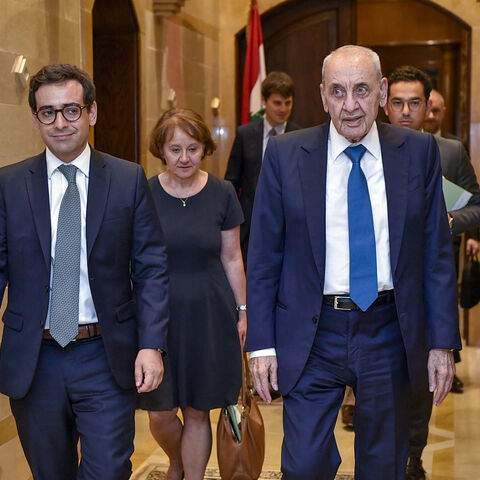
[168,175,197,207]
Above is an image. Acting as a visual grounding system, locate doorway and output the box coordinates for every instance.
[92,0,140,163]
[236,0,356,128]
[357,0,470,144]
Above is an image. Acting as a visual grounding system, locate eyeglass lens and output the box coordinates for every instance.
[36,104,85,124]
[390,99,423,112]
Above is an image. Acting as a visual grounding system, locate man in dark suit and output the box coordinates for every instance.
[225,71,301,261]
[246,46,460,479]
[384,65,480,480]
[0,64,169,480]
[423,88,469,153]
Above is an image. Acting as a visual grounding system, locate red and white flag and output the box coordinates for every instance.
[241,0,266,124]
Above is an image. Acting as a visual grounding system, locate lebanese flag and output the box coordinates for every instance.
[241,0,266,124]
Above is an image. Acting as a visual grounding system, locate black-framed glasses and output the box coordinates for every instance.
[35,103,88,125]
[389,98,424,112]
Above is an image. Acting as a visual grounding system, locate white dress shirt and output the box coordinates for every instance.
[44,144,98,328]
[262,118,287,158]
[251,121,393,359]
[324,121,393,294]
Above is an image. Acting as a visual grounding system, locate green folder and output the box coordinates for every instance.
[442,176,472,212]
[226,405,242,442]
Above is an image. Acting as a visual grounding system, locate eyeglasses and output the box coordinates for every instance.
[389,99,424,112]
[34,103,88,125]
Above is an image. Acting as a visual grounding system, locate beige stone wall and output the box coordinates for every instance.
[0,0,222,176]
[0,0,86,168]
[140,0,221,177]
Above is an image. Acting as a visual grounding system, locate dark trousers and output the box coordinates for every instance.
[10,336,135,480]
[408,388,433,458]
[406,236,462,459]
[281,301,410,480]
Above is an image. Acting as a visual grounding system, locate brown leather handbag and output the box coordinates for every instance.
[216,353,265,480]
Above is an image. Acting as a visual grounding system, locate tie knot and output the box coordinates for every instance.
[269,127,277,137]
[344,144,366,164]
[58,164,78,184]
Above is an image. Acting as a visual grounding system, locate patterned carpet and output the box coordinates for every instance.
[131,463,354,480]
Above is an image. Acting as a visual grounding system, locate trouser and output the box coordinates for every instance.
[408,387,433,458]
[10,336,136,480]
[281,301,410,480]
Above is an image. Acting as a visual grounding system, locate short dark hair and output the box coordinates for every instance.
[387,65,432,101]
[261,71,295,100]
[29,64,96,112]
[150,109,216,163]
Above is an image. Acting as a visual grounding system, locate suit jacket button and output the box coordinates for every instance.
[312,316,317,324]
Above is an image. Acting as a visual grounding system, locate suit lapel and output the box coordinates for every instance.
[25,152,51,271]
[285,121,296,133]
[298,124,328,284]
[378,122,409,277]
[252,120,264,166]
[86,150,110,258]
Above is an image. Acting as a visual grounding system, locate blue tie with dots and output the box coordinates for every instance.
[344,145,378,311]
[49,164,81,347]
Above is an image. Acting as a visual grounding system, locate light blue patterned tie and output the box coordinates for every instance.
[345,145,378,311]
[49,164,81,347]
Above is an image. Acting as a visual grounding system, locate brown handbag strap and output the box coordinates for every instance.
[240,352,251,405]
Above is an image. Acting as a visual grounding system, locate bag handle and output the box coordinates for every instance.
[240,352,253,405]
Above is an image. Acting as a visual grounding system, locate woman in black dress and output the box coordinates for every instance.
[137,109,246,480]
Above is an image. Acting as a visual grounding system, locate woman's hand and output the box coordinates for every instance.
[237,312,247,347]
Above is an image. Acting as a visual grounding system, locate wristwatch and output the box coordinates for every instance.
[236,304,247,312]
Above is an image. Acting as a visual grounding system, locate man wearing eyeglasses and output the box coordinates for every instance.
[384,65,480,480]
[0,64,169,480]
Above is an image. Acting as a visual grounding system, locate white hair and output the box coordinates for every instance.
[322,45,382,82]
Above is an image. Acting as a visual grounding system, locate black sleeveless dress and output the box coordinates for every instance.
[137,174,244,411]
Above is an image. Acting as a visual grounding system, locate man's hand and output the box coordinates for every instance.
[249,355,278,403]
[135,348,164,393]
[428,348,455,406]
[466,238,480,256]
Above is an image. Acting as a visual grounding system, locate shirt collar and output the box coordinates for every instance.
[263,118,286,137]
[329,121,381,162]
[46,144,91,179]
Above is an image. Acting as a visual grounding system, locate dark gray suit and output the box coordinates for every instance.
[225,119,301,261]
[436,135,480,236]
[409,135,480,460]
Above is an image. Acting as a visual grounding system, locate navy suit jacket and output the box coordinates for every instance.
[225,119,301,259]
[0,149,169,399]
[245,122,461,394]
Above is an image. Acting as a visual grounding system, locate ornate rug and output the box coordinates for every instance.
[131,463,354,480]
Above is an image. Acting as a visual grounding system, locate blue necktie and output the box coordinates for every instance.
[49,164,81,347]
[345,145,378,311]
